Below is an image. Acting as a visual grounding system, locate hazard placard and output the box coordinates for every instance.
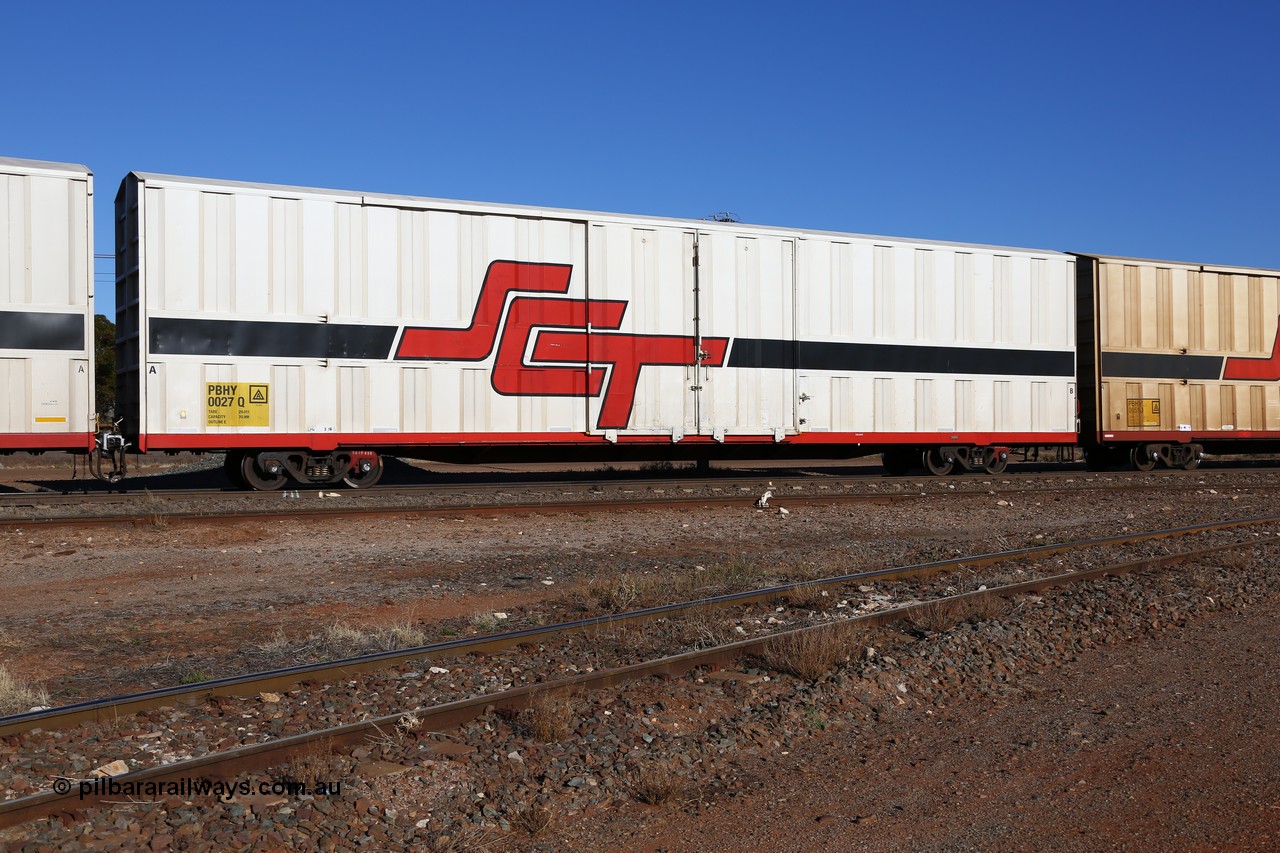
[206,382,270,427]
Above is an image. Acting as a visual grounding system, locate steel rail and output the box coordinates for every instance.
[2,530,1273,830]
[2,460,1278,505]
[3,514,1275,740]
[1,466,1274,506]
[1,478,1275,530]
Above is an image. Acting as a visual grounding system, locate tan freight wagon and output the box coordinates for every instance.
[1076,254,1280,469]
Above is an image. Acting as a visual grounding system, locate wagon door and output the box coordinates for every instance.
[585,223,702,438]
[697,231,796,438]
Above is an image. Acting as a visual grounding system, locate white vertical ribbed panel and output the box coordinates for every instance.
[955,252,975,344]
[0,359,27,429]
[587,222,695,434]
[138,174,591,437]
[914,379,934,431]
[873,245,893,338]
[338,367,367,432]
[273,365,303,433]
[914,249,935,340]
[955,380,974,431]
[699,231,794,434]
[234,194,270,315]
[793,233,1074,437]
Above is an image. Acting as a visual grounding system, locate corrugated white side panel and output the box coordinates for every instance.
[0,359,26,429]
[796,236,1075,435]
[588,222,695,434]
[140,180,592,437]
[700,231,795,434]
[0,158,94,441]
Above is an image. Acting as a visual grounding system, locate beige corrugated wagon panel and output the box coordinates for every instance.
[1090,255,1280,436]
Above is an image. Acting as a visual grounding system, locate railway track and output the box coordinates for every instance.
[2,467,1277,529]
[2,514,1275,830]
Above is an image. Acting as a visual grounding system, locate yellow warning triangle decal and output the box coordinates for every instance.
[251,388,267,402]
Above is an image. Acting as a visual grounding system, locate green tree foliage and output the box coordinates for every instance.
[94,314,116,416]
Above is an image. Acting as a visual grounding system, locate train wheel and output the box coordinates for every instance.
[343,456,384,489]
[240,455,288,491]
[984,452,1009,475]
[1182,445,1203,470]
[1130,445,1157,472]
[923,448,955,476]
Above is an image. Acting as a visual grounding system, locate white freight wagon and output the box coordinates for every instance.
[0,156,95,455]
[116,171,1076,488]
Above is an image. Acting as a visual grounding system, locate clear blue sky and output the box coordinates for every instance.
[5,1,1277,317]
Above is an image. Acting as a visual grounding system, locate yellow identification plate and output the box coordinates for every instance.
[1125,398,1161,428]
[206,382,270,427]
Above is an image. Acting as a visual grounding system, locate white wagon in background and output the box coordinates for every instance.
[0,156,96,459]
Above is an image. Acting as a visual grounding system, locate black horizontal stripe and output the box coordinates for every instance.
[728,338,1074,377]
[150,318,397,359]
[1100,351,1224,381]
[0,310,84,351]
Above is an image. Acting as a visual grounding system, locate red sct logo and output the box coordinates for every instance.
[395,261,728,430]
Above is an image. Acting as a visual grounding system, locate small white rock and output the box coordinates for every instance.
[91,759,130,778]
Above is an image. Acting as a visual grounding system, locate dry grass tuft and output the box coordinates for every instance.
[762,622,863,681]
[511,802,555,837]
[907,598,968,633]
[623,762,686,805]
[696,557,768,591]
[908,594,1010,634]
[313,620,427,657]
[279,740,342,787]
[963,594,1012,623]
[673,605,737,650]
[781,582,834,611]
[0,666,49,715]
[518,690,574,743]
[256,627,291,655]
[590,620,668,658]
[469,612,502,633]
[585,573,647,611]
